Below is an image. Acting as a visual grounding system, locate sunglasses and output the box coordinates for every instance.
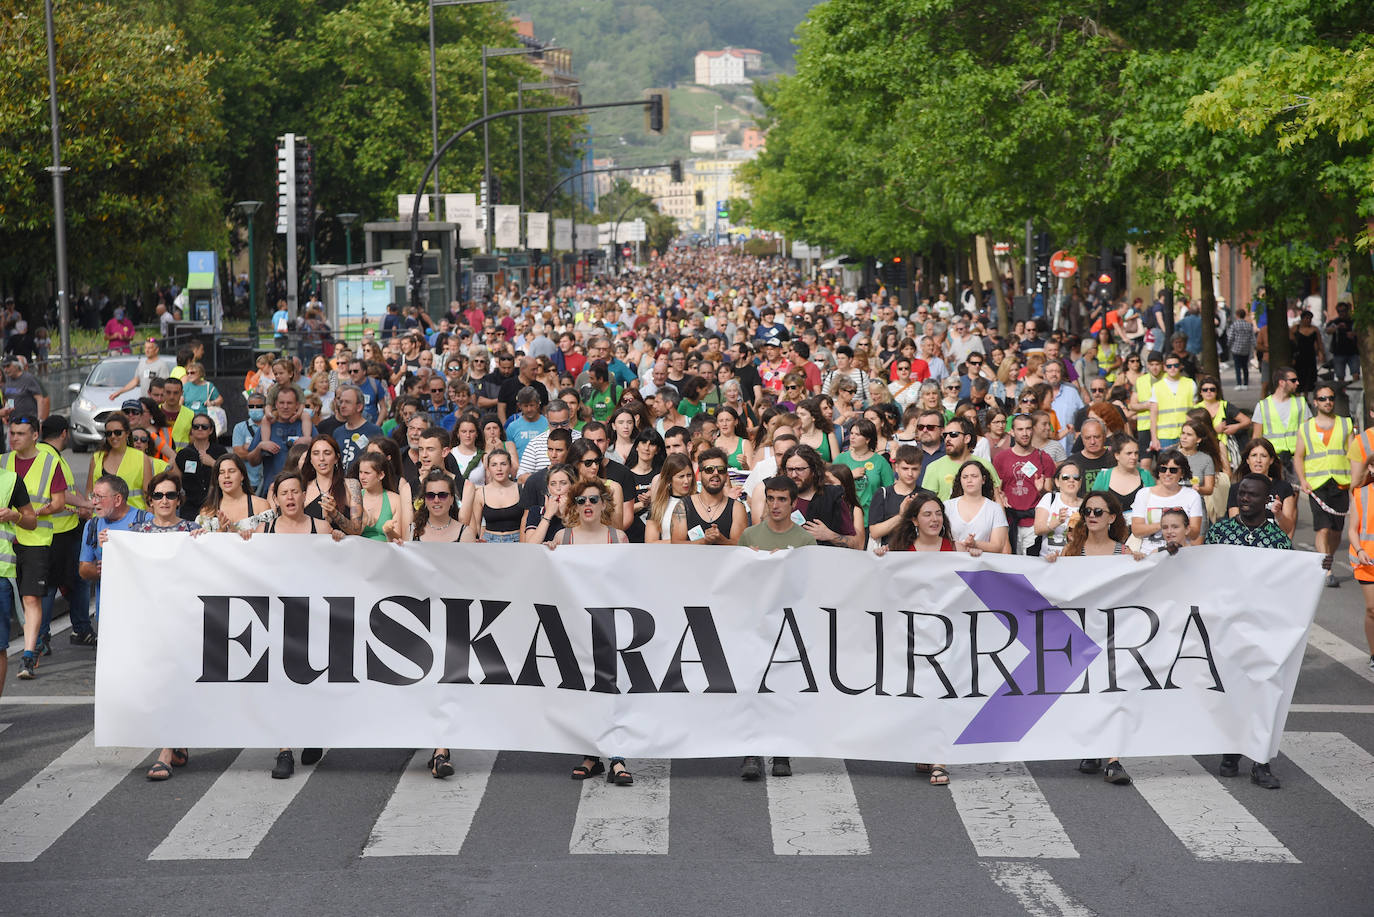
[916,423,939,431]
[573,494,601,505]
[1019,396,1036,403]
[191,423,214,431]
[424,491,452,500]
[131,437,151,446]
[150,490,180,501]
[942,431,964,439]
[1158,466,1183,474]
[580,458,600,467]
[1057,474,1081,482]
[1090,388,1108,394]
[1284,377,1298,384]
[1165,363,1181,369]
[1083,506,1110,518]
[105,429,127,437]
[1315,395,1335,402]
[700,465,727,474]
[122,407,144,415]
[1199,386,1217,393]
[785,384,801,391]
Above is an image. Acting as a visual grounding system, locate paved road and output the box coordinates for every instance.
[1,451,1372,916]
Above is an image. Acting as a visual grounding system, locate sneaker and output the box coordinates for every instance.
[1219,754,1241,778]
[69,631,97,647]
[1326,573,1340,588]
[1367,655,1374,673]
[16,654,36,680]
[1077,758,1102,774]
[271,750,295,780]
[300,748,323,766]
[1103,761,1132,785]
[38,636,51,657]
[740,756,762,780]
[771,756,792,778]
[1250,762,1281,790]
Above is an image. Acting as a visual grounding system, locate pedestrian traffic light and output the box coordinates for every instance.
[490,176,502,206]
[645,91,667,135]
[294,139,315,236]
[275,139,291,234]
[670,159,683,184]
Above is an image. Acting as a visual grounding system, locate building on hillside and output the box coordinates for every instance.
[592,157,616,199]
[687,157,750,233]
[741,127,766,151]
[689,131,719,154]
[694,49,750,86]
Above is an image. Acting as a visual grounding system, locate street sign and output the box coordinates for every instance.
[1050,250,1078,279]
[993,242,1011,256]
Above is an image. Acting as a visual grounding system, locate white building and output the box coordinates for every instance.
[689,131,718,154]
[694,49,750,86]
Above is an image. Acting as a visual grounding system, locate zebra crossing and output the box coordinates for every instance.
[1,728,1372,867]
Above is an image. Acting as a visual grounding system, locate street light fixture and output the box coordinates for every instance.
[428,0,505,202]
[482,43,561,250]
[337,212,359,330]
[234,201,263,342]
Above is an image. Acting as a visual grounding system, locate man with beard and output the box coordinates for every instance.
[670,447,747,546]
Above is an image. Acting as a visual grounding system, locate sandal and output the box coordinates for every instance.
[428,751,455,779]
[571,757,605,780]
[607,759,634,786]
[170,749,189,768]
[913,763,933,774]
[146,761,173,782]
[928,766,950,786]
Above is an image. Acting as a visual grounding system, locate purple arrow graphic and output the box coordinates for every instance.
[954,570,1101,745]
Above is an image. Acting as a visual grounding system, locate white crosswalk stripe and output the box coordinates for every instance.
[0,723,10,735]
[948,762,1078,859]
[983,862,1099,917]
[363,749,497,857]
[1128,756,1298,862]
[0,732,146,863]
[766,757,870,855]
[1306,624,1374,686]
[570,758,670,854]
[1282,731,1374,829]
[149,749,325,860]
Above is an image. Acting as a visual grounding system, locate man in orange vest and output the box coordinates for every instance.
[1344,474,1374,674]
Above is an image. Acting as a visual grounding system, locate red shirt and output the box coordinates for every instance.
[12,454,68,495]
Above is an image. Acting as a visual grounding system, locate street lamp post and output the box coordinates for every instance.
[234,201,263,343]
[337,212,359,330]
[517,79,579,214]
[481,44,560,251]
[43,0,72,368]
[428,0,504,203]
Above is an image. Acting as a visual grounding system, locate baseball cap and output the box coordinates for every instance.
[121,399,144,412]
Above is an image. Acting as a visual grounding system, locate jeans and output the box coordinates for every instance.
[1231,352,1250,387]
[0,577,13,651]
[1334,353,1360,382]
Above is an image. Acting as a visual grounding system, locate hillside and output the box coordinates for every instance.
[510,0,815,159]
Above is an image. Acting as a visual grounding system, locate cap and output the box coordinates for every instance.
[121,399,144,412]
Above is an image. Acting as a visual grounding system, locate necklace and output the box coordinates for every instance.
[696,493,728,523]
[428,517,454,532]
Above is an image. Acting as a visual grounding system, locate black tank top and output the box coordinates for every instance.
[482,489,524,532]
[683,494,736,536]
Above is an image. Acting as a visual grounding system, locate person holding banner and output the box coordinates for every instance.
[1131,450,1204,553]
[197,455,274,534]
[1203,473,1293,789]
[556,477,634,787]
[670,448,747,546]
[944,460,1009,554]
[642,454,695,544]
[781,444,856,548]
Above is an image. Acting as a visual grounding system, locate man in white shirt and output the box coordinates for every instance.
[108,337,174,402]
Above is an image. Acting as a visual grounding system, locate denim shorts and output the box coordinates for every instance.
[481,530,521,544]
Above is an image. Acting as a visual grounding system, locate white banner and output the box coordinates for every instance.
[553,218,573,251]
[95,538,1321,762]
[526,212,549,250]
[444,193,478,249]
[493,205,521,249]
[397,194,430,221]
[574,223,597,251]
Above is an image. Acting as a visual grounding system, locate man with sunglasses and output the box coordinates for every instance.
[919,417,1000,500]
[1252,367,1311,474]
[1294,383,1353,587]
[671,448,746,546]
[346,359,389,424]
[516,400,581,483]
[5,416,67,678]
[1148,352,1198,452]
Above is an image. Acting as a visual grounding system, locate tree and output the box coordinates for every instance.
[0,1,223,301]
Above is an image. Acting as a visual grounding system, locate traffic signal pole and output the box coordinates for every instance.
[406,94,664,312]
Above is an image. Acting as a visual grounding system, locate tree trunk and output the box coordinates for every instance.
[1264,275,1294,392]
[988,232,1010,337]
[1194,225,1220,378]
[1349,213,1374,424]
[967,234,984,319]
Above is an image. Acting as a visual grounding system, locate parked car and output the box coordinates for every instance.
[68,356,147,451]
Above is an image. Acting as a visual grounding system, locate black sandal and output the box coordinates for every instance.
[571,757,604,780]
[607,759,634,786]
[428,751,454,779]
[146,761,173,781]
[170,749,189,768]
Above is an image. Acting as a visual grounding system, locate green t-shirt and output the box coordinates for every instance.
[739,521,818,550]
[588,384,620,422]
[679,400,703,419]
[918,454,1000,501]
[836,450,895,522]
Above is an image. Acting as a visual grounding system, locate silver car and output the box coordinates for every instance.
[67,356,149,451]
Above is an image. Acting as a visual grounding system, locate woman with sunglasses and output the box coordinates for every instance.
[1227,437,1297,537]
[888,359,923,408]
[135,471,201,781]
[181,362,222,414]
[466,450,523,543]
[1195,375,1250,462]
[174,413,227,521]
[1034,460,1085,554]
[197,454,273,532]
[411,468,471,543]
[1131,449,1204,552]
[89,415,155,510]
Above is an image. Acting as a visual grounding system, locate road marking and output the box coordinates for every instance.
[5,619,72,657]
[765,758,870,856]
[1128,757,1298,862]
[0,695,95,705]
[948,762,1078,859]
[0,732,146,862]
[0,724,9,735]
[1282,731,1374,829]
[983,862,1098,917]
[362,749,497,857]
[1306,624,1374,686]
[569,758,669,855]
[149,749,324,860]
[1288,704,1374,714]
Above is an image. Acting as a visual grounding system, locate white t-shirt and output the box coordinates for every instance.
[1036,492,1081,549]
[1131,486,1205,553]
[944,496,1006,545]
[742,455,778,497]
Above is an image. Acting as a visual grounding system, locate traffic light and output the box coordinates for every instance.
[879,257,904,290]
[645,90,667,135]
[275,139,291,234]
[490,175,502,206]
[670,159,682,184]
[695,189,704,206]
[294,139,315,236]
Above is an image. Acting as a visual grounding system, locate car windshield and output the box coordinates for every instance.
[86,360,138,387]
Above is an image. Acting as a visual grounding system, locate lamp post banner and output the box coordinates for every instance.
[444,193,478,247]
[493,205,521,249]
[95,537,1320,763]
[553,218,573,251]
[526,212,549,250]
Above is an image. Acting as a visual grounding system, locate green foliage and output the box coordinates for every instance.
[0,1,223,294]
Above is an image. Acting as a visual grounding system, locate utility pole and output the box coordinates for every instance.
[43,0,71,367]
